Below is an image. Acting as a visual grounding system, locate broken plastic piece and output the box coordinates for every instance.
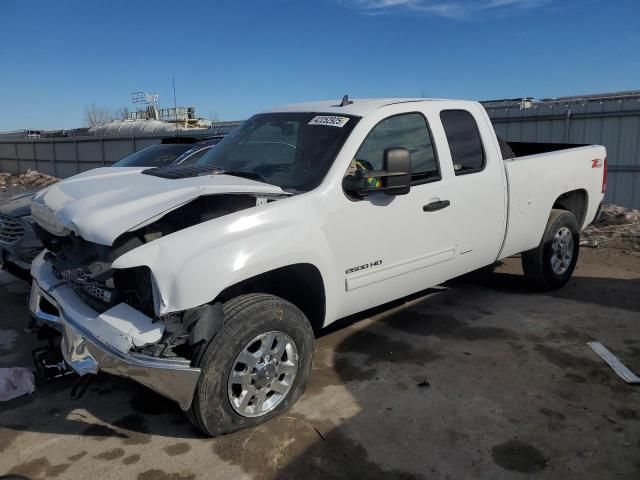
[588,341,640,384]
[33,347,73,381]
[185,303,224,346]
[580,239,599,248]
[95,303,165,352]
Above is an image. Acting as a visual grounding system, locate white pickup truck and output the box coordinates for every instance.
[28,97,606,436]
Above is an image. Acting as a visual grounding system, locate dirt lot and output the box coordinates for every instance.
[0,189,638,479]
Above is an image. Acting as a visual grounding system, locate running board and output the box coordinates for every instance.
[588,342,640,384]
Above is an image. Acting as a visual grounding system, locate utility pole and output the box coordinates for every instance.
[172,76,178,131]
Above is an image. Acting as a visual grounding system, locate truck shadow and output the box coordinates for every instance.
[448,268,640,313]
[0,373,204,442]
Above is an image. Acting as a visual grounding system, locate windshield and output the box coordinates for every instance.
[112,144,193,167]
[196,113,360,192]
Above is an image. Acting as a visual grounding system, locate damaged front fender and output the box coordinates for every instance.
[111,195,332,316]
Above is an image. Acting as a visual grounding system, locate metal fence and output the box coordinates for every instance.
[0,130,233,179]
[486,94,640,208]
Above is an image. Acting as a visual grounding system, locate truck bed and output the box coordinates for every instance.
[505,141,590,158]
[498,144,606,260]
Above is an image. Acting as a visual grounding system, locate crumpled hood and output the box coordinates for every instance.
[0,190,38,217]
[31,167,287,245]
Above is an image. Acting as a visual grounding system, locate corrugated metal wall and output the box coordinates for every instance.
[487,96,640,208]
[0,130,234,179]
[0,135,176,177]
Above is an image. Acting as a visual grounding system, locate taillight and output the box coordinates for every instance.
[602,157,608,194]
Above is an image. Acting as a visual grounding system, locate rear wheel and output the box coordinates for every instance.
[187,294,314,437]
[522,209,580,290]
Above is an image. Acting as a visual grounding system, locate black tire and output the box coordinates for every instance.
[497,136,516,160]
[187,294,314,437]
[522,209,580,290]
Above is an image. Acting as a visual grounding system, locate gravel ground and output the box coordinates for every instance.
[0,170,58,190]
[0,187,638,480]
[583,204,640,251]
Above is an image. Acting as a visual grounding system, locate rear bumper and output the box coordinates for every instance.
[29,254,201,410]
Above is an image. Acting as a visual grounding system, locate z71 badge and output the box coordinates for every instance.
[345,260,382,275]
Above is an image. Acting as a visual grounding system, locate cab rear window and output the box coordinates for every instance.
[440,110,485,175]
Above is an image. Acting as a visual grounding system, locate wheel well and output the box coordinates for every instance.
[215,264,326,333]
[553,189,588,227]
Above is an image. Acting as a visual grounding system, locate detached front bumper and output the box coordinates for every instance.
[29,253,201,410]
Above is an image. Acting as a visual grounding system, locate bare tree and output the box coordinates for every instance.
[113,106,130,121]
[84,104,113,127]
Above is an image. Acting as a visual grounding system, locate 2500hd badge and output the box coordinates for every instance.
[345,259,383,275]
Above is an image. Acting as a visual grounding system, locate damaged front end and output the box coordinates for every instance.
[29,256,203,409]
[29,190,281,409]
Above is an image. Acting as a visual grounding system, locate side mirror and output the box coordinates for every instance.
[383,148,411,196]
[342,147,412,197]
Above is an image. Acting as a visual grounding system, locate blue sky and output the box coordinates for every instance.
[0,0,638,130]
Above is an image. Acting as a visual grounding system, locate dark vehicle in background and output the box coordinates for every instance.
[111,138,221,167]
[0,137,222,279]
[0,191,42,278]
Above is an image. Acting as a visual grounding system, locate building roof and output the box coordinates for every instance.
[88,120,195,136]
[540,90,640,103]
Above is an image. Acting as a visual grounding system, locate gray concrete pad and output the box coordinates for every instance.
[1,249,639,479]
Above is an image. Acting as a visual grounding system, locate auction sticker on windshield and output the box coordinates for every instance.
[308,116,350,127]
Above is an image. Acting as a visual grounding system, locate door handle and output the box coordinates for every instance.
[423,200,450,212]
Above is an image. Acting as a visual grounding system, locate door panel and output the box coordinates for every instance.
[328,183,458,318]
[326,110,459,319]
[436,107,507,273]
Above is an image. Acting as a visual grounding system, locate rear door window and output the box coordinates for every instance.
[440,110,485,175]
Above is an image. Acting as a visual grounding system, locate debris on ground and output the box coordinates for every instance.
[417,379,431,388]
[588,342,640,384]
[582,204,640,251]
[0,169,59,189]
[32,346,73,381]
[580,239,599,248]
[314,426,327,441]
[0,367,35,401]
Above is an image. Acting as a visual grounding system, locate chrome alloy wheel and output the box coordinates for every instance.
[550,227,574,275]
[227,331,298,418]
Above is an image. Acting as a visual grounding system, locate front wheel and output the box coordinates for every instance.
[187,294,314,437]
[522,209,580,290]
